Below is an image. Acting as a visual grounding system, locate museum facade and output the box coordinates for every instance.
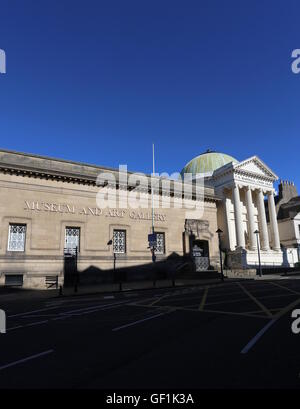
[0,149,285,289]
[0,149,220,288]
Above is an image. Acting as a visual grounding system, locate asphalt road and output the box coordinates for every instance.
[1,277,300,389]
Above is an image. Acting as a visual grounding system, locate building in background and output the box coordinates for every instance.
[273,181,300,266]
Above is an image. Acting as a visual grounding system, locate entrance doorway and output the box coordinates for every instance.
[63,248,78,287]
[192,239,210,271]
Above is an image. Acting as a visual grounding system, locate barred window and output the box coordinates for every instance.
[113,230,126,254]
[8,224,26,252]
[155,232,165,255]
[65,227,80,252]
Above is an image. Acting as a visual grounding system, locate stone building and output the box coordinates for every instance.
[272,181,300,265]
[0,149,220,288]
[0,149,284,288]
[181,151,283,269]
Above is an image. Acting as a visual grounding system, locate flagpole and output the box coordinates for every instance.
[152,143,155,234]
[151,143,156,263]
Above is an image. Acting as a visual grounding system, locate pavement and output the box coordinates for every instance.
[1,275,300,389]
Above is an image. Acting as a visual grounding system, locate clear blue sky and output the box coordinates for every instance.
[0,0,299,188]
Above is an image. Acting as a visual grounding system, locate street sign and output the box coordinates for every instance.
[148,233,157,247]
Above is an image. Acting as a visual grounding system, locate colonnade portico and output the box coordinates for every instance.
[226,183,281,253]
[184,154,283,268]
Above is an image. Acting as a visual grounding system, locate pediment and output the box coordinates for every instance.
[234,156,278,180]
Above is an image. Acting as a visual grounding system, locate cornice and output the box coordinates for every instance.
[0,151,221,202]
[234,168,275,182]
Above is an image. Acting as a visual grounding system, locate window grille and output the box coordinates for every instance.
[8,224,26,252]
[113,230,126,254]
[155,232,165,255]
[65,227,80,252]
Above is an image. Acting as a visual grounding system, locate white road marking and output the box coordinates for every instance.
[8,306,59,318]
[52,316,68,321]
[112,310,173,332]
[0,350,54,371]
[45,297,102,306]
[21,314,57,318]
[241,296,300,354]
[60,300,130,315]
[95,304,124,312]
[26,320,48,327]
[8,320,49,332]
[7,300,131,332]
[68,304,123,316]
[149,294,169,306]
[7,325,24,331]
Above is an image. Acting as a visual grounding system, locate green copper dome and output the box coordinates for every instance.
[181,150,239,177]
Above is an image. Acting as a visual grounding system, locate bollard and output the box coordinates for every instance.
[59,285,63,296]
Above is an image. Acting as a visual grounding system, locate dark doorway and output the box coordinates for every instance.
[191,239,210,271]
[63,248,78,287]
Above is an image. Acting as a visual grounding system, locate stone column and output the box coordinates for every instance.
[245,186,256,250]
[232,184,245,248]
[257,189,270,251]
[223,195,233,250]
[267,191,281,251]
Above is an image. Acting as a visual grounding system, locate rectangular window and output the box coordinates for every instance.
[113,230,126,254]
[155,232,165,255]
[7,224,26,252]
[5,274,23,287]
[65,227,80,253]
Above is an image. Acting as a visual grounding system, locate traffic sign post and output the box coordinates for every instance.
[148,233,157,248]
